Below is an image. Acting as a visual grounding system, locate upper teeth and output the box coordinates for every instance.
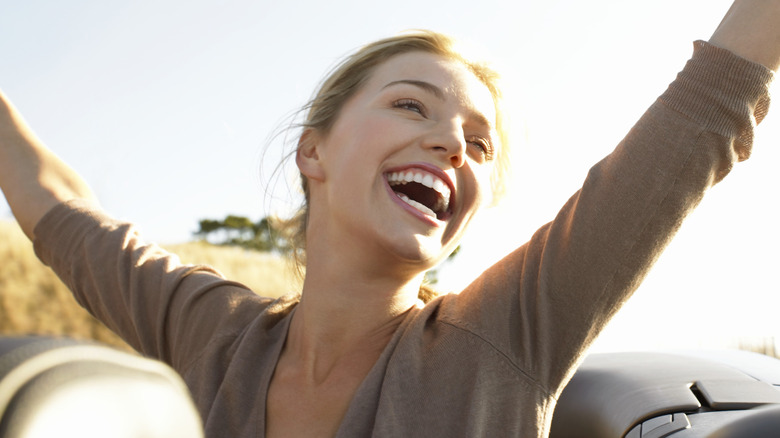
[386,170,451,202]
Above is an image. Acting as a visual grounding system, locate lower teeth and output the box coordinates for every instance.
[395,192,437,219]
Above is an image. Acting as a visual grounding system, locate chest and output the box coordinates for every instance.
[265,368,367,438]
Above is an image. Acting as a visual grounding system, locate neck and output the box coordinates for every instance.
[296,258,422,343]
[284,239,425,382]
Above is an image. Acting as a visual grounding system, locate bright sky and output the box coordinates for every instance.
[1,0,778,353]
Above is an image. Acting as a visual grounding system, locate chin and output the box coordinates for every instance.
[388,235,456,272]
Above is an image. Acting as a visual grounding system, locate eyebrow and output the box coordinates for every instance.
[383,79,445,100]
[382,79,494,130]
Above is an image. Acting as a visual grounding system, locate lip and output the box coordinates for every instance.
[383,162,456,226]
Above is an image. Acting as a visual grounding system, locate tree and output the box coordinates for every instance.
[194,215,290,253]
[423,245,460,286]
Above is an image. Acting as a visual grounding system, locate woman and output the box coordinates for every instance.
[1,1,778,437]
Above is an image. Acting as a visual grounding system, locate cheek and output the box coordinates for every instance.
[471,164,495,207]
[327,114,399,160]
[359,114,414,147]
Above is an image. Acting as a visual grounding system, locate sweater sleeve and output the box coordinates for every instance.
[32,199,273,372]
[438,41,774,397]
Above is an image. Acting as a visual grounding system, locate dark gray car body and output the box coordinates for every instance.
[550,350,780,437]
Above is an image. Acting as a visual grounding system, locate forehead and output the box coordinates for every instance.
[365,51,497,128]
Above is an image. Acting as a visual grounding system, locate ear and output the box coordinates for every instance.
[295,128,326,182]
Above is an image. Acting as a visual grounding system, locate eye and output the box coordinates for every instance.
[467,136,495,162]
[392,98,427,117]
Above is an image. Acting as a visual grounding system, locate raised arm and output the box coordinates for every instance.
[709,0,780,72]
[0,90,97,240]
[439,0,777,402]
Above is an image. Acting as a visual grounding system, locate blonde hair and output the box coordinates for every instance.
[282,30,511,302]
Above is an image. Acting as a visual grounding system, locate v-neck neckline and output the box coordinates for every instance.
[257,300,424,437]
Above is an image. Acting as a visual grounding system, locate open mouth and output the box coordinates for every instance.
[386,169,452,221]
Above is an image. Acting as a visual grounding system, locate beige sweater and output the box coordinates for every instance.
[34,42,773,437]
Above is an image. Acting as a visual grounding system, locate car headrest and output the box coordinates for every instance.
[0,337,203,438]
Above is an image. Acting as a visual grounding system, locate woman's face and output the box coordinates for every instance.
[301,51,499,273]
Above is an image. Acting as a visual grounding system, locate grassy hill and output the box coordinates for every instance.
[0,221,300,351]
[3,219,778,360]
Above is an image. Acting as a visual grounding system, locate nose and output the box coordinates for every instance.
[423,119,467,168]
